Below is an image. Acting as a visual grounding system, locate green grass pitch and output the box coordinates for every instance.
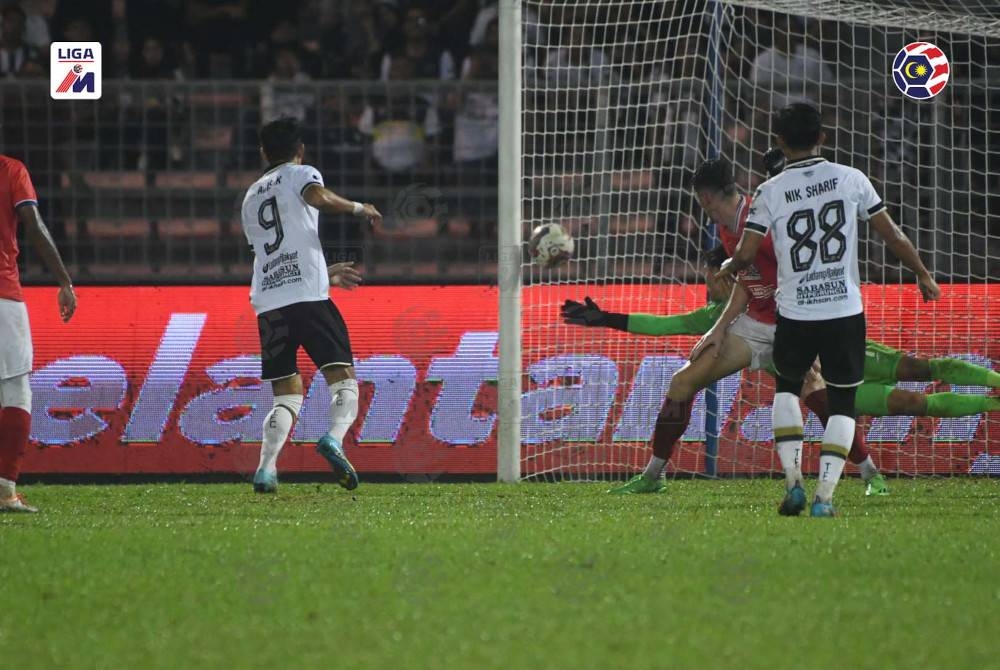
[4,479,1000,669]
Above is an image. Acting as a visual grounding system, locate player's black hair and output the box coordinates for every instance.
[259,117,303,164]
[702,245,729,269]
[690,158,737,196]
[773,103,823,151]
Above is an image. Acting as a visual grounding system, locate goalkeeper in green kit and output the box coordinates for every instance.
[563,248,1000,428]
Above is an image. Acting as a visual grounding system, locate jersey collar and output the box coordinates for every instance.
[261,161,293,177]
[783,156,827,170]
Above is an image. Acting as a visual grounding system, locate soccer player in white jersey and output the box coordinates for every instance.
[241,117,382,494]
[719,103,940,517]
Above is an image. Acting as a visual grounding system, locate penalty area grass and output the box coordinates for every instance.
[2,479,999,669]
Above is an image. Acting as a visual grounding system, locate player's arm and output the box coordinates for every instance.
[327,261,363,290]
[868,210,940,301]
[17,204,76,322]
[689,281,751,360]
[715,230,764,279]
[561,297,721,336]
[302,183,383,229]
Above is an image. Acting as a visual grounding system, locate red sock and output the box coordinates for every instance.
[652,397,693,461]
[0,407,31,482]
[847,424,869,465]
[803,389,830,425]
[803,389,869,464]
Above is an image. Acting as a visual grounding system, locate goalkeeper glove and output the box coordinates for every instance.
[561,297,629,331]
[763,147,786,178]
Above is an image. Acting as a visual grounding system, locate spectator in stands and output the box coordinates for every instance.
[132,36,181,80]
[751,14,835,108]
[184,0,249,77]
[0,4,40,78]
[380,6,455,81]
[17,0,52,48]
[466,1,542,65]
[359,56,441,174]
[260,47,313,124]
[542,23,611,89]
[255,17,321,79]
[451,17,497,166]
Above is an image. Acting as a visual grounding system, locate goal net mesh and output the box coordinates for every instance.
[518,0,1000,480]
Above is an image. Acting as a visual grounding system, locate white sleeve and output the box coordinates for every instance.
[744,187,773,236]
[853,170,885,220]
[291,165,324,202]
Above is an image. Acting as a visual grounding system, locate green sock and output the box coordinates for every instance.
[929,357,1000,389]
[925,392,1000,418]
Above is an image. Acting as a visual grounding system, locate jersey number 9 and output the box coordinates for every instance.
[786,200,847,272]
[258,196,284,255]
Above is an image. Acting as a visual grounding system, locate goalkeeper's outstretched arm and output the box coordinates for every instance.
[561,297,723,336]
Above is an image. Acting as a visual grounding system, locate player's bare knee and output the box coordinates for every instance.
[887,390,926,416]
[321,363,355,385]
[896,356,931,382]
[667,369,699,401]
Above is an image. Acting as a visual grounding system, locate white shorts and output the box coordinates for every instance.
[0,298,32,380]
[728,314,775,371]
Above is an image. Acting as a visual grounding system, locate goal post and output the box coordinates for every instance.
[497,0,522,483]
[499,0,1000,481]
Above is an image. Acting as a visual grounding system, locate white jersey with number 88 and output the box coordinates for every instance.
[745,156,886,321]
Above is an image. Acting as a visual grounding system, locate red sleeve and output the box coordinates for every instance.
[11,162,38,209]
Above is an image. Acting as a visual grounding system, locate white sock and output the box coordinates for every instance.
[772,392,804,488]
[258,394,303,475]
[815,414,855,503]
[857,456,879,482]
[327,378,359,445]
[642,456,667,480]
[0,476,14,497]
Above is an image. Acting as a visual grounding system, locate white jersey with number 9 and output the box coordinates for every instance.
[241,162,330,315]
[744,156,886,321]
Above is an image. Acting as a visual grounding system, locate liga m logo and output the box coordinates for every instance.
[892,41,949,100]
[50,42,102,100]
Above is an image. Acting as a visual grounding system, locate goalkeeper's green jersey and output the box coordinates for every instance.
[626,301,726,337]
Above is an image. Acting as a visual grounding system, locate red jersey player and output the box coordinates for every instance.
[605,158,782,493]
[599,157,878,496]
[0,154,76,512]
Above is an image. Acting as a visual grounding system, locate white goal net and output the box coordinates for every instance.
[514,0,1000,480]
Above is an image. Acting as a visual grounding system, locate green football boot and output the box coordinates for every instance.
[865,473,890,497]
[607,474,665,495]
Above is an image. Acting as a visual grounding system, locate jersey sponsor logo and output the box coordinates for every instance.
[50,42,101,100]
[892,42,949,100]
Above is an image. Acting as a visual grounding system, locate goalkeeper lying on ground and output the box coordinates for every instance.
[562,248,1000,490]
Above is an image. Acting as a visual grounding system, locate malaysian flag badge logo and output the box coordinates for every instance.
[892,42,949,100]
[50,42,102,100]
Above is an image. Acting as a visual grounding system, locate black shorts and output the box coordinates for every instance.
[257,299,353,381]
[773,311,866,388]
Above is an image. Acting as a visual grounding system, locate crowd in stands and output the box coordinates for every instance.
[1,0,997,282]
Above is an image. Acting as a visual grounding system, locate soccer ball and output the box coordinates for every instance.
[529,223,574,268]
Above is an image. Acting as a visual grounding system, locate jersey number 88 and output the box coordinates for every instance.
[786,199,847,272]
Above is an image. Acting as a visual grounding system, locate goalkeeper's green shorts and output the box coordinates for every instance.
[863,340,904,386]
[855,382,894,417]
